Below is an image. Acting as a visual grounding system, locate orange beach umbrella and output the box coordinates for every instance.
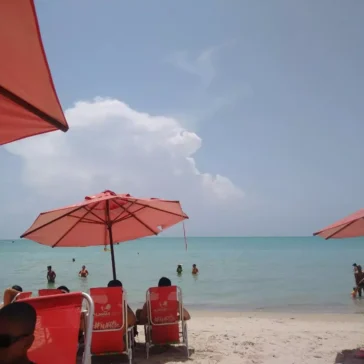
[21,190,188,279]
[314,209,364,239]
[0,0,68,145]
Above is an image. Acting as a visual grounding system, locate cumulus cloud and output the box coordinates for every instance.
[5,98,243,227]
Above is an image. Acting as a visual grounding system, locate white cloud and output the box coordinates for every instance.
[5,98,243,224]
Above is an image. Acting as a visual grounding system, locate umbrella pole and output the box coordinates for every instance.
[107,224,117,280]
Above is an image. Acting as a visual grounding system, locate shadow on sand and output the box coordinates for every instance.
[334,349,364,364]
[79,343,195,364]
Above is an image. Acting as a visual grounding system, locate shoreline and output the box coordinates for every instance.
[128,300,364,316]
[188,309,364,321]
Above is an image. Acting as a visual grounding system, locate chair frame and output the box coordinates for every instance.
[90,287,133,364]
[144,286,189,359]
[82,292,95,364]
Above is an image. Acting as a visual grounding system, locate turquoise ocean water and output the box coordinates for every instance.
[1,237,364,314]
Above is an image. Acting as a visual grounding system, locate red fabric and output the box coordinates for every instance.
[18,293,83,364]
[21,190,188,247]
[90,287,126,354]
[38,289,63,296]
[0,0,68,145]
[15,292,32,300]
[314,209,364,239]
[148,286,180,344]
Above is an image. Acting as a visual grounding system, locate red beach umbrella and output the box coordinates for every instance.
[313,209,364,239]
[0,0,68,145]
[21,190,188,280]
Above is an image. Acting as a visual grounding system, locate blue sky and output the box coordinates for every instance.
[1,0,364,237]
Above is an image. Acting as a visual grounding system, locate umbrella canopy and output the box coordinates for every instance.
[21,190,188,279]
[0,0,68,145]
[313,209,364,239]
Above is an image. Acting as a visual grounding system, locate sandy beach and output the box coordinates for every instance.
[127,311,364,364]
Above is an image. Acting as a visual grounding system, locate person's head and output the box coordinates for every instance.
[192,264,197,268]
[177,264,182,268]
[11,285,22,293]
[353,263,357,267]
[47,265,52,271]
[107,280,123,288]
[158,277,172,287]
[82,265,86,270]
[57,286,70,293]
[0,302,36,363]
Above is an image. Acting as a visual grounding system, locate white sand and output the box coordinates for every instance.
[134,311,364,364]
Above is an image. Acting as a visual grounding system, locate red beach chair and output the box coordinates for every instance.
[18,292,94,364]
[12,291,32,302]
[90,287,133,364]
[38,289,63,296]
[145,285,189,358]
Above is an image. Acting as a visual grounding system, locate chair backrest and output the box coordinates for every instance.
[38,289,64,296]
[89,287,126,354]
[12,291,32,302]
[18,293,85,364]
[146,285,181,344]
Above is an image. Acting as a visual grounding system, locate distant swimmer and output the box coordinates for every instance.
[176,264,183,275]
[79,265,89,278]
[72,258,75,262]
[192,264,199,275]
[47,265,56,283]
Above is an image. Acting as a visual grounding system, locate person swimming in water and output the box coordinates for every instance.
[176,264,183,274]
[192,264,199,275]
[47,266,56,283]
[79,265,89,278]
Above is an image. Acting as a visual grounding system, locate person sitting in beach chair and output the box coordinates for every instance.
[39,286,70,296]
[107,280,136,327]
[136,277,190,358]
[38,288,65,296]
[136,277,191,324]
[1,285,32,308]
[90,283,134,363]
[0,302,37,364]
[57,285,70,293]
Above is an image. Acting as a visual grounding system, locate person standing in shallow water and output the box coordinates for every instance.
[176,264,183,275]
[47,266,56,283]
[79,265,89,278]
[192,264,199,275]
[354,263,360,283]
